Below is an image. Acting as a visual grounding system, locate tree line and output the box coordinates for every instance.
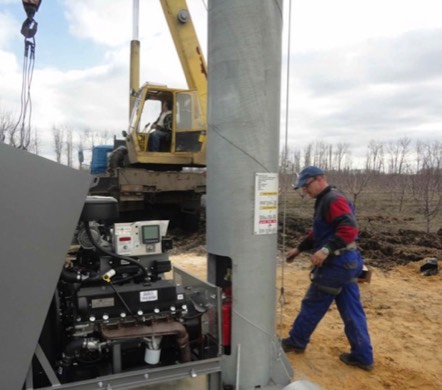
[280,138,441,233]
[280,138,442,175]
[2,106,440,233]
[0,105,113,168]
[0,105,39,152]
[51,125,113,168]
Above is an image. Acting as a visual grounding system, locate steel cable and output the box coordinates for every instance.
[278,0,293,340]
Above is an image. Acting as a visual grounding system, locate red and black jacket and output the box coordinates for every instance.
[298,186,358,253]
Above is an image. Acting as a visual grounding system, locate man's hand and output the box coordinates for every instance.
[286,248,300,263]
[311,249,328,267]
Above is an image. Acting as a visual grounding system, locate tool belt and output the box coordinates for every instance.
[313,283,342,295]
[332,241,357,256]
[310,266,359,296]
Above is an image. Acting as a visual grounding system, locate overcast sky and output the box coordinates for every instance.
[1,0,441,163]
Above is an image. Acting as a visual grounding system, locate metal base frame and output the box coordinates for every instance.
[26,349,221,390]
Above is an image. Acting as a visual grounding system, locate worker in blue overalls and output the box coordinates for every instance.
[281,166,374,371]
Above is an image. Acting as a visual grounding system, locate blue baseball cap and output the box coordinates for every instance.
[293,166,324,189]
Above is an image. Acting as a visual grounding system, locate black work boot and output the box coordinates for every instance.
[281,338,305,353]
[339,352,373,371]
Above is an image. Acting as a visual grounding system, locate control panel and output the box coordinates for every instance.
[113,221,169,256]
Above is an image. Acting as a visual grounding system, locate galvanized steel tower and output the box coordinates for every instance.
[206,0,292,388]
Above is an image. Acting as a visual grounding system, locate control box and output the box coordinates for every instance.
[113,221,169,256]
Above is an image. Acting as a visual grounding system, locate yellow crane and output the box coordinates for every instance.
[91,0,207,229]
[126,0,207,166]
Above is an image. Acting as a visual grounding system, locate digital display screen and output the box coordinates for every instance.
[141,225,160,244]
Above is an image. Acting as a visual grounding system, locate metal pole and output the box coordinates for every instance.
[129,0,140,117]
[132,0,139,40]
[207,0,292,388]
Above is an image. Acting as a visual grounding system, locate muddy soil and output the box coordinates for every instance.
[170,215,442,271]
[167,214,442,390]
[282,215,442,270]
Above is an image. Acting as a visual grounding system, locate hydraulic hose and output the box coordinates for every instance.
[60,339,86,367]
[60,268,103,284]
[84,222,147,278]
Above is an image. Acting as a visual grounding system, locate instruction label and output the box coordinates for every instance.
[140,290,158,302]
[254,173,278,235]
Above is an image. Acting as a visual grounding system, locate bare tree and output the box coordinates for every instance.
[27,127,40,155]
[77,139,86,170]
[66,127,73,167]
[0,106,16,145]
[279,145,290,173]
[1,105,41,151]
[411,141,442,233]
[365,139,384,172]
[81,127,113,150]
[387,137,411,174]
[327,144,333,171]
[98,129,111,145]
[304,143,312,167]
[333,142,350,171]
[342,169,372,208]
[292,148,301,173]
[279,145,301,193]
[312,141,329,169]
[82,127,93,149]
[385,173,411,212]
[52,125,65,164]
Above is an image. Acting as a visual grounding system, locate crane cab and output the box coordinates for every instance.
[126,83,207,168]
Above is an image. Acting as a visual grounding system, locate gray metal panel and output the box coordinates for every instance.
[0,144,92,390]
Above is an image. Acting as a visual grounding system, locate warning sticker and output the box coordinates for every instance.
[254,173,278,235]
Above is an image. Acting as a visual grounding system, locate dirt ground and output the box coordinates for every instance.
[169,221,442,390]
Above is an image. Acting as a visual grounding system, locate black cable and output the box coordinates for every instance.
[22,39,35,148]
[108,281,135,317]
[11,42,27,136]
[13,37,36,149]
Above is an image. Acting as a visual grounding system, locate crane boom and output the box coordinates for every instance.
[160,0,208,116]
